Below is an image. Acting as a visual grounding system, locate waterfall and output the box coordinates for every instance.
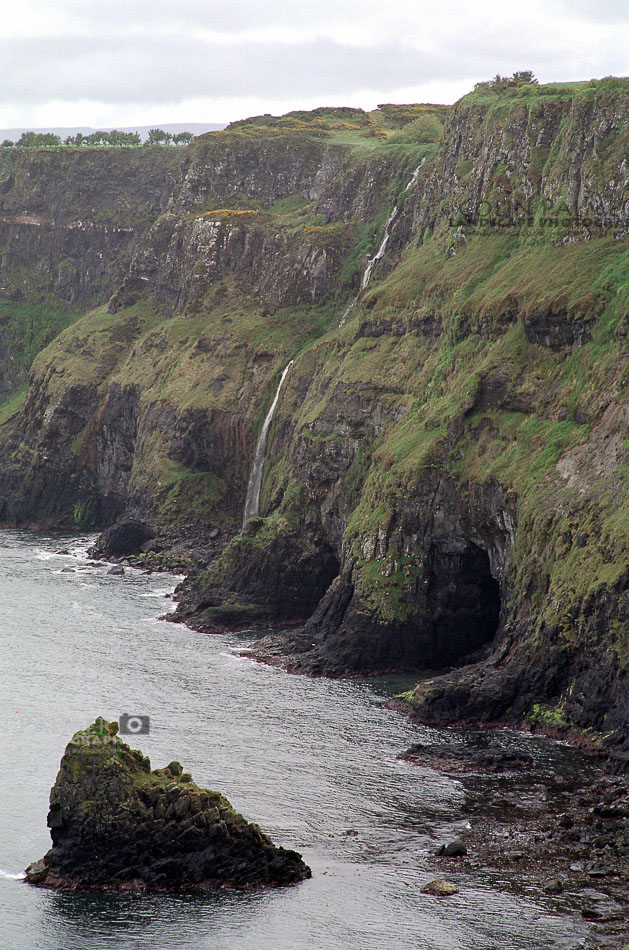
[339,159,425,328]
[360,206,399,290]
[242,360,294,527]
[338,295,358,328]
[241,158,427,524]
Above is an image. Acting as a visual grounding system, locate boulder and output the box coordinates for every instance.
[25,718,310,891]
[89,521,155,560]
[140,539,163,554]
[543,879,564,895]
[421,880,459,896]
[435,839,467,857]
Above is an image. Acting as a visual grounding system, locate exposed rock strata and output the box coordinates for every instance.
[0,147,184,304]
[0,83,627,747]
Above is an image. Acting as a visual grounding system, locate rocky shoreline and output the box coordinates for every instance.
[26,527,629,944]
[15,534,629,946]
[81,522,628,768]
[402,730,628,948]
[1,83,627,755]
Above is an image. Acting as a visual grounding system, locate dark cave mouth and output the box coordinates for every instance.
[428,542,501,668]
[328,541,503,675]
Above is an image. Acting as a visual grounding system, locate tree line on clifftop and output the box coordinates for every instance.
[0,129,194,149]
[474,70,538,91]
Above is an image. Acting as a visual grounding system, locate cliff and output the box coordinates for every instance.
[0,80,626,749]
[0,146,185,406]
[26,718,309,890]
[0,145,184,306]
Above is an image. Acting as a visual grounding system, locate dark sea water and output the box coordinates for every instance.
[0,530,590,949]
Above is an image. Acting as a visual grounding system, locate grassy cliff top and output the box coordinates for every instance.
[203,103,449,151]
[195,77,627,155]
[458,74,628,106]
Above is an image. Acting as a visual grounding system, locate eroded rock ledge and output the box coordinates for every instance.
[25,718,310,891]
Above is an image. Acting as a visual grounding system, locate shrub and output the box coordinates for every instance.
[72,500,95,527]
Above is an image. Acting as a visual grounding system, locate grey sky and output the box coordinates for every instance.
[2,0,627,127]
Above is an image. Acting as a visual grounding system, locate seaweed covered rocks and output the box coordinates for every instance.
[25,718,310,891]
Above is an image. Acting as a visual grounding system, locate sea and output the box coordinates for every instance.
[0,529,591,949]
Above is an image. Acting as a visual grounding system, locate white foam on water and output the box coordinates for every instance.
[0,869,25,881]
[33,548,60,561]
[140,587,176,598]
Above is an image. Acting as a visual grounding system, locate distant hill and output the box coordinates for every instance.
[0,123,225,142]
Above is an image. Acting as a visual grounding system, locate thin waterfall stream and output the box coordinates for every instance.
[242,359,294,527]
[339,158,425,327]
[242,158,426,527]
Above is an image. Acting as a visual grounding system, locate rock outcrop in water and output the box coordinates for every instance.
[0,80,627,751]
[25,718,310,891]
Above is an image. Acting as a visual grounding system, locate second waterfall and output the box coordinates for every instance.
[339,159,425,327]
[242,360,294,528]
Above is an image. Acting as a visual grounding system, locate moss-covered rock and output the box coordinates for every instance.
[25,718,310,891]
[421,879,459,896]
[176,506,339,630]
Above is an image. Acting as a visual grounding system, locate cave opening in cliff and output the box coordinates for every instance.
[428,542,501,667]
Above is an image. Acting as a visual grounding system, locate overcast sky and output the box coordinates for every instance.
[1,0,627,128]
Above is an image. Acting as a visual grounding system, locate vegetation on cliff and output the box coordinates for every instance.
[0,77,626,749]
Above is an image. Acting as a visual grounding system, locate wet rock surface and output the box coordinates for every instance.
[421,879,459,896]
[89,519,155,559]
[403,729,629,948]
[25,718,310,891]
[174,512,340,632]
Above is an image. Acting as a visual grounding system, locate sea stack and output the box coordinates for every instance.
[25,718,310,891]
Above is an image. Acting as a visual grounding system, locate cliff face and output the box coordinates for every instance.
[401,85,628,238]
[0,112,423,528]
[0,146,184,305]
[0,146,185,405]
[0,83,626,747]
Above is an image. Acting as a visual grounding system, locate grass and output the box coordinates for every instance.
[261,218,628,635]
[2,83,626,633]
[363,234,624,335]
[460,77,603,107]
[29,298,164,397]
[204,103,450,155]
[72,499,96,527]
[110,290,340,416]
[527,699,570,729]
[160,472,227,525]
[0,300,83,371]
[0,385,27,425]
